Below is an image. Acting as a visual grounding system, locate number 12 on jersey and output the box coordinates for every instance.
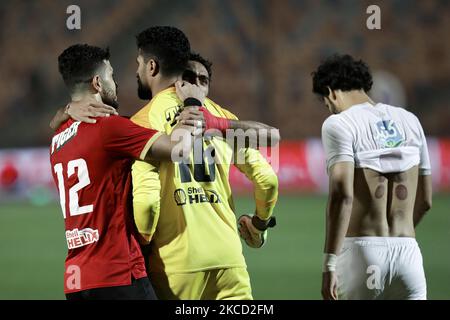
[53,158,93,219]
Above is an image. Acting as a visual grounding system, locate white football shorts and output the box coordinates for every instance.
[336,237,427,300]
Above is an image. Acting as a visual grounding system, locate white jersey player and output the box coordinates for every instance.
[312,54,432,300]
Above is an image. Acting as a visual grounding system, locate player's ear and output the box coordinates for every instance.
[146,59,159,77]
[327,86,337,101]
[92,75,102,93]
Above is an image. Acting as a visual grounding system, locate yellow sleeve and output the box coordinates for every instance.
[130,97,173,243]
[234,148,279,220]
[209,99,279,220]
[131,160,160,242]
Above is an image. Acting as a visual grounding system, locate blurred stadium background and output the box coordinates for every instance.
[0,0,449,299]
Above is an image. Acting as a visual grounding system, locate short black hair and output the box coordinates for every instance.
[136,26,190,77]
[189,52,213,80]
[312,54,373,98]
[58,44,110,90]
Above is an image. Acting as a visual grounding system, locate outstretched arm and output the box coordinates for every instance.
[184,108,280,148]
[49,101,118,130]
[175,82,280,148]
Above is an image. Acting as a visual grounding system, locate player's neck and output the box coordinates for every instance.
[71,91,102,104]
[339,91,375,111]
[151,75,181,96]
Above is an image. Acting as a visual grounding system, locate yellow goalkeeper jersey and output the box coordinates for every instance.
[131,87,278,274]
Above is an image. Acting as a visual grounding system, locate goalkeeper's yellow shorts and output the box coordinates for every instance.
[149,267,253,300]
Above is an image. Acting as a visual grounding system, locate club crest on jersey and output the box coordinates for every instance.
[65,227,99,249]
[174,187,221,206]
[51,121,81,154]
[374,120,404,148]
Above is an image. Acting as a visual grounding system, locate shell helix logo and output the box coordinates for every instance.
[174,189,187,206]
[174,187,221,206]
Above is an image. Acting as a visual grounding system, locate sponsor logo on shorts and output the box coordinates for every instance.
[65,227,99,249]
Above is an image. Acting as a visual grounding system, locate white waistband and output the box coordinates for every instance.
[344,236,417,247]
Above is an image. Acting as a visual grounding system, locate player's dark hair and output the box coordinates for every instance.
[312,54,373,98]
[58,44,110,91]
[136,26,190,77]
[189,52,213,80]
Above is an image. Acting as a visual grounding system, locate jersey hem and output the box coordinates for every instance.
[149,263,247,275]
[64,275,147,294]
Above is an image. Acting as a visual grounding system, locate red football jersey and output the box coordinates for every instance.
[49,116,161,293]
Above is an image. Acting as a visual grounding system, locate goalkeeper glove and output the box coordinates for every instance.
[237,214,276,248]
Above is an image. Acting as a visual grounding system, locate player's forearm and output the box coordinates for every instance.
[324,192,353,255]
[144,125,197,162]
[413,175,432,227]
[50,106,69,131]
[134,199,159,245]
[228,120,280,147]
[413,204,429,228]
[200,108,280,148]
[254,174,279,220]
[235,153,279,220]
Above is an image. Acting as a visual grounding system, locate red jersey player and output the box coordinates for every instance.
[50,44,204,300]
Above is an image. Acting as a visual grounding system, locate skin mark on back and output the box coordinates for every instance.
[375,185,385,199]
[395,184,408,200]
[374,175,386,199]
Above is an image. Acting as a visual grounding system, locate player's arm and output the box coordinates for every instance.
[143,109,203,162]
[49,100,118,130]
[320,116,355,300]
[413,118,432,227]
[102,110,201,162]
[413,175,432,227]
[201,111,281,148]
[322,162,354,301]
[234,148,279,248]
[175,82,280,147]
[132,160,160,245]
[49,105,70,130]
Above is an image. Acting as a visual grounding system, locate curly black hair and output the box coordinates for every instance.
[312,54,373,98]
[189,52,213,80]
[136,26,190,77]
[58,44,110,90]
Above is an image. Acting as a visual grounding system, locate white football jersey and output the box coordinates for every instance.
[321,102,431,175]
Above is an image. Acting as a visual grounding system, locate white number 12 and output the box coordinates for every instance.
[54,159,93,219]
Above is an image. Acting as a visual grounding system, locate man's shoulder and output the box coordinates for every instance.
[381,103,420,125]
[321,114,355,140]
[147,88,181,113]
[322,114,343,129]
[131,89,181,125]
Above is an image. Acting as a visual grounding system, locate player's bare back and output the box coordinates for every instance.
[347,166,419,238]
